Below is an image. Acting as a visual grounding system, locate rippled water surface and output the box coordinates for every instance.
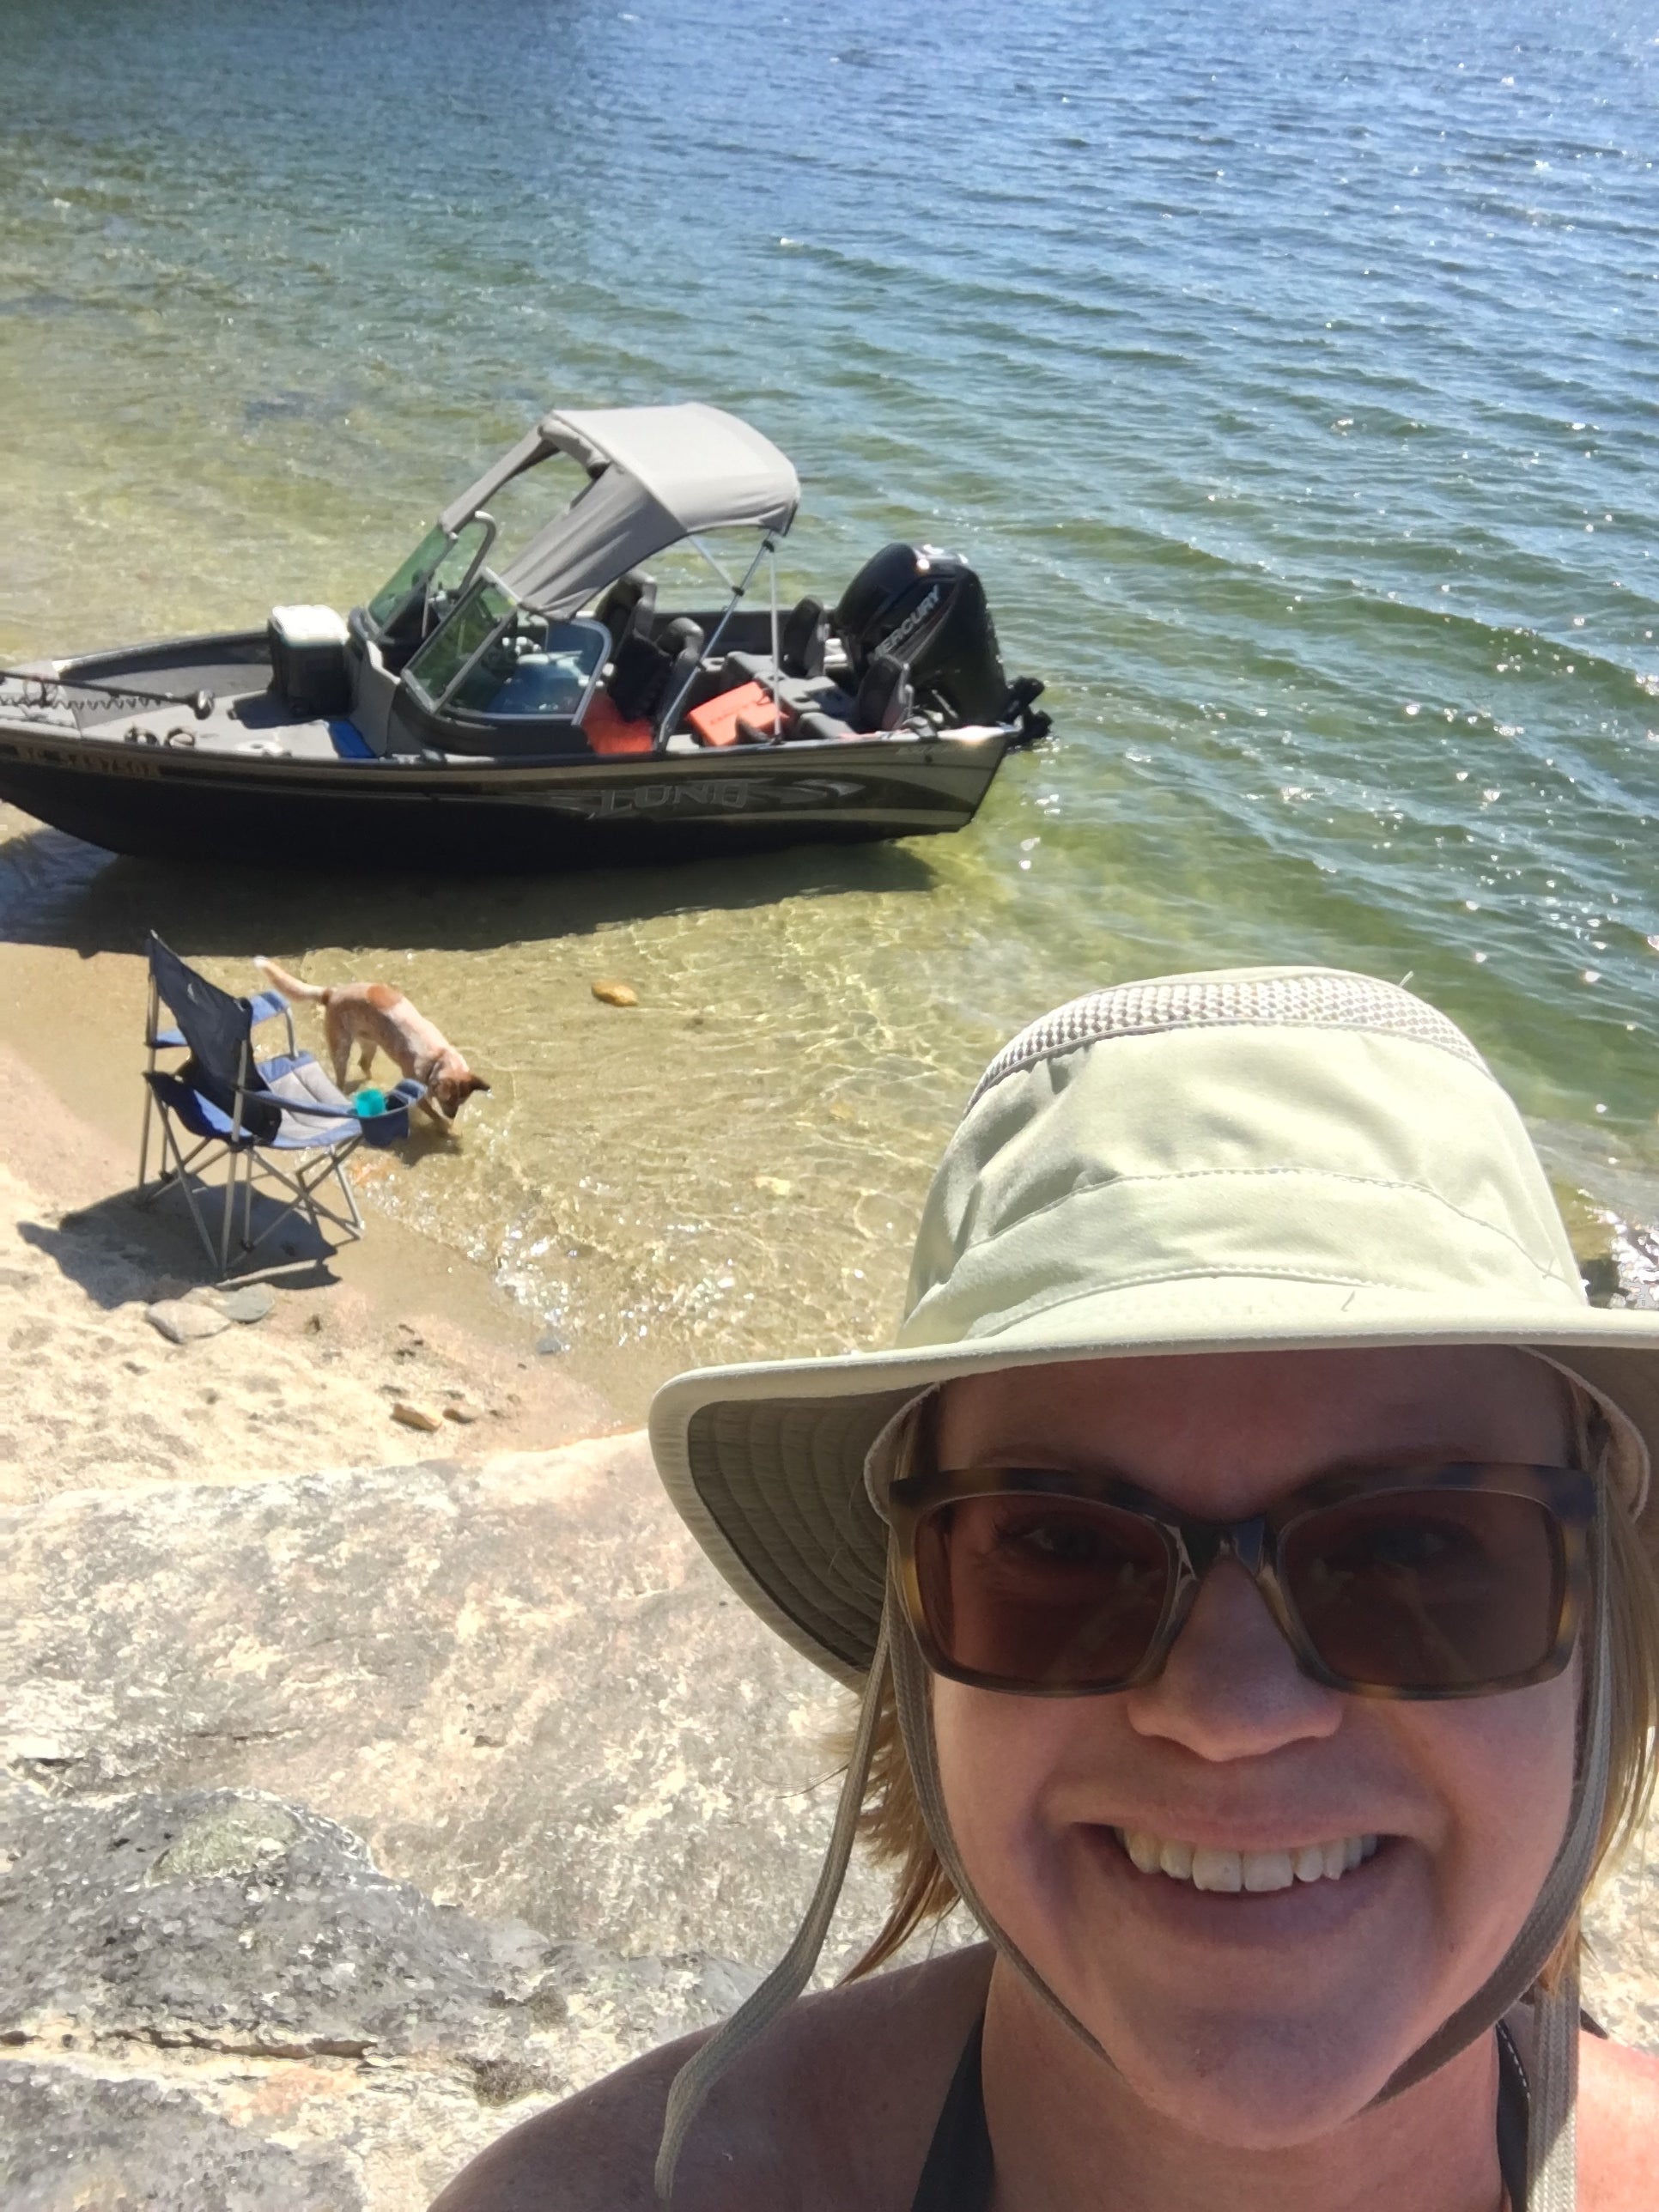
[3,0,1658,1406]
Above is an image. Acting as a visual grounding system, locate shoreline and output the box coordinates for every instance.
[0,995,623,1504]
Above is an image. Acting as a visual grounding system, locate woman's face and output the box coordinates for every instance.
[931,1346,1577,2146]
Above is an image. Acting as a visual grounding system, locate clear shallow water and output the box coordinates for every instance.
[3,0,1658,1406]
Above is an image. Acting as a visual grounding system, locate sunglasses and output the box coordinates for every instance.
[887,1459,1595,1700]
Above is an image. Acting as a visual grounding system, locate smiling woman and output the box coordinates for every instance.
[432,966,1659,2212]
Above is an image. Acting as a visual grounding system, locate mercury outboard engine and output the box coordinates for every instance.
[835,543,1046,737]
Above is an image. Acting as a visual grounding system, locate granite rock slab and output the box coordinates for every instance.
[0,1435,895,1969]
[0,1777,762,2209]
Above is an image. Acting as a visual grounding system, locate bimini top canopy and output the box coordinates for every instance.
[437,402,800,617]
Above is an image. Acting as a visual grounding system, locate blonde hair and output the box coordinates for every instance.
[844,1382,1659,1984]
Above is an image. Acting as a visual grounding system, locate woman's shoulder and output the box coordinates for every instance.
[428,1945,994,2212]
[1579,2031,1659,2212]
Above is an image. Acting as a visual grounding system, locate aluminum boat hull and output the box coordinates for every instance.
[0,710,1007,872]
[0,626,1012,872]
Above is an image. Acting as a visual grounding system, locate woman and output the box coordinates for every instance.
[435,967,1659,2212]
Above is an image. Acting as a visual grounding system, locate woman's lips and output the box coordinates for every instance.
[1074,1822,1398,1942]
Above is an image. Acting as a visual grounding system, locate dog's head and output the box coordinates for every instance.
[431,1071,491,1121]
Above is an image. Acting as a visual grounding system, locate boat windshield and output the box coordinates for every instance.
[364,517,493,643]
[403,579,608,721]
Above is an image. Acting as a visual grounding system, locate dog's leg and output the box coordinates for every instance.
[326,1008,350,1091]
[359,1042,376,1079]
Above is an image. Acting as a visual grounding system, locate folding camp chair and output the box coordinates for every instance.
[137,933,366,1273]
[138,957,295,1190]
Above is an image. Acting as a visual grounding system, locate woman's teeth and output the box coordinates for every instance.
[1115,1828,1380,1893]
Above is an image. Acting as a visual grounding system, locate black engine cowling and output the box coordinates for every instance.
[835,543,1015,726]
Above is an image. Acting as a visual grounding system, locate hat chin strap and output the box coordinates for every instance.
[890,1511,1612,2212]
[653,1607,892,2202]
[655,1517,1610,2212]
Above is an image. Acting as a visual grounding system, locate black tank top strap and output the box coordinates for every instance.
[1495,2013,1529,2208]
[909,2014,993,2212]
[909,2012,1533,2212]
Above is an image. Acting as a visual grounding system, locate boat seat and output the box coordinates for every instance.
[607,631,670,721]
[652,618,707,740]
[721,595,831,690]
[592,617,707,748]
[793,653,915,745]
[592,571,657,659]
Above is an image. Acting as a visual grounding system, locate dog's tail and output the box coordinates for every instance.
[254,956,331,1005]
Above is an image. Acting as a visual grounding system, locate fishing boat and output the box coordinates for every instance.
[0,403,1048,872]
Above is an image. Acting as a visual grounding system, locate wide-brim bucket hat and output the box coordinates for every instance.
[651,964,1659,1691]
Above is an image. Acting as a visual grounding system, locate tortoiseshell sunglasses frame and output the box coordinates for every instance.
[886,1458,1596,1701]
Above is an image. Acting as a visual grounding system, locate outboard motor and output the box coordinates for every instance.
[836,543,1020,727]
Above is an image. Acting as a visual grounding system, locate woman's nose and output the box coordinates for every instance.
[1121,1559,1344,1759]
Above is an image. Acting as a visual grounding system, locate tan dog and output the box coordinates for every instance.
[254,957,490,1123]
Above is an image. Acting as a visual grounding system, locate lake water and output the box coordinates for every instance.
[3,0,1657,1409]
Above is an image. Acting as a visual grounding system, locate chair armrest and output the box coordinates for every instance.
[254,1091,358,1121]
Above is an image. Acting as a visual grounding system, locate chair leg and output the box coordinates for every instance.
[220,1152,240,1273]
[149,1117,225,1270]
[234,1142,365,1260]
[326,1150,366,1240]
[137,1085,155,1194]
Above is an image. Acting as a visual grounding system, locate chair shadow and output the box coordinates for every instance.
[17,1177,346,1310]
[0,815,938,961]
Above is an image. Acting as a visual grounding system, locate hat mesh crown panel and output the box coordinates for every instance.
[969,971,1490,1110]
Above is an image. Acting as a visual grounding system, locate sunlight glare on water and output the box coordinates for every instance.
[3,0,1658,1407]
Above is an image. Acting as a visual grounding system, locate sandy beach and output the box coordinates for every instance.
[0,996,621,1510]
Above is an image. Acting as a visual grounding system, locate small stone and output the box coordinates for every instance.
[145,1299,232,1345]
[303,1311,325,1334]
[391,1401,444,1433]
[536,1330,568,1357]
[185,1283,276,1326]
[443,1401,484,1425]
[591,979,639,1008]
[753,1175,793,1198]
[828,1099,856,1123]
